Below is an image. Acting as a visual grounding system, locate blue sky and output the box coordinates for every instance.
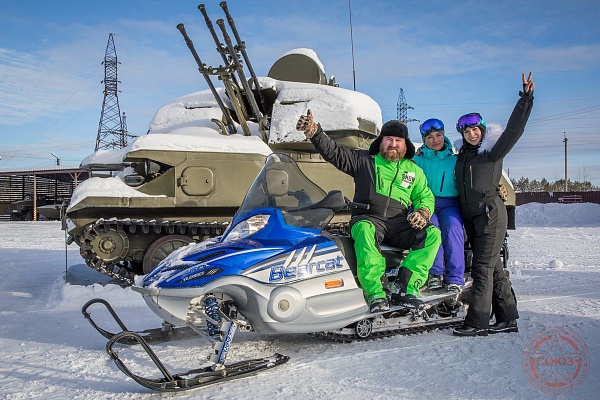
[1,0,599,186]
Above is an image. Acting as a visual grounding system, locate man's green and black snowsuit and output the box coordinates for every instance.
[309,122,441,302]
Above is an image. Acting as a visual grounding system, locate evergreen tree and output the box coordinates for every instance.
[540,178,550,191]
[510,176,599,192]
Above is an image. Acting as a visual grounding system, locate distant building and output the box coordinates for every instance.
[0,166,89,220]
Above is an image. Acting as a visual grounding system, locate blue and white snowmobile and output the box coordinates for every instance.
[83,153,471,392]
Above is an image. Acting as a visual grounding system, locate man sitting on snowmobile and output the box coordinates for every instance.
[296,111,441,313]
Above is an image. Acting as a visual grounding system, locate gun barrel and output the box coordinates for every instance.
[216,18,263,121]
[220,1,267,111]
[198,4,240,88]
[176,23,237,135]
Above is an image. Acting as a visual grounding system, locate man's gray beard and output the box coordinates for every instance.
[381,148,405,161]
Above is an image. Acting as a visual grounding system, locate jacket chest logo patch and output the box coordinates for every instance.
[400,172,415,188]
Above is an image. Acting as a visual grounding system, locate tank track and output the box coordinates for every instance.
[75,218,229,287]
[70,219,348,288]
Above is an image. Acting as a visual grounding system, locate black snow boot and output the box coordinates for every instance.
[427,274,443,291]
[452,324,488,337]
[390,292,424,309]
[369,297,389,313]
[390,268,424,309]
[488,320,518,334]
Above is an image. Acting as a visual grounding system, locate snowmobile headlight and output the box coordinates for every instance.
[223,214,270,242]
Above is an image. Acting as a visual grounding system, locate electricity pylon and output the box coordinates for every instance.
[396,88,419,123]
[95,33,134,151]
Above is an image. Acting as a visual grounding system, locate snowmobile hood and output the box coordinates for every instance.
[142,207,328,289]
[143,244,286,289]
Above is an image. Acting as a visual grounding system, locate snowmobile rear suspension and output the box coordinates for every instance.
[320,285,471,342]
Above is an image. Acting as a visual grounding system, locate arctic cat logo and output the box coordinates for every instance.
[269,255,345,282]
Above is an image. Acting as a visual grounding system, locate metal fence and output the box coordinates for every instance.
[516,191,600,205]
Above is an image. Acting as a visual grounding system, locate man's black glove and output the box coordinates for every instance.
[296,109,319,139]
[407,208,431,230]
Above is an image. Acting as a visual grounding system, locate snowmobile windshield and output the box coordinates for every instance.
[236,153,343,230]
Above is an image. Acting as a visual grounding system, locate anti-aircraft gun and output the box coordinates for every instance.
[63,2,380,286]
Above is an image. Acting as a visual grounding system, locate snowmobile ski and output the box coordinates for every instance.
[107,330,289,392]
[101,299,290,393]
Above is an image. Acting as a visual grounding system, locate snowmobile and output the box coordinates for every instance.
[83,153,471,392]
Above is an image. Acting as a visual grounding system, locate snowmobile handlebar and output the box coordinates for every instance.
[345,199,370,211]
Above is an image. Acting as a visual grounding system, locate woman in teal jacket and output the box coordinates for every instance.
[413,119,464,292]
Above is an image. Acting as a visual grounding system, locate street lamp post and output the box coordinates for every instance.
[50,152,60,166]
[563,133,568,192]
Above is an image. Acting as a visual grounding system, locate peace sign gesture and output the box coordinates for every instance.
[522,71,535,94]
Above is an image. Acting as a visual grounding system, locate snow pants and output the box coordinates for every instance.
[350,215,441,302]
[462,202,519,329]
[429,197,465,285]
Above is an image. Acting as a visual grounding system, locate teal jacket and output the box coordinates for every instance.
[413,136,458,198]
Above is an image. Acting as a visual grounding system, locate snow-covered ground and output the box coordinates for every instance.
[0,202,599,399]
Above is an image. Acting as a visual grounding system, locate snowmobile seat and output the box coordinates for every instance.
[323,233,357,277]
[324,233,407,286]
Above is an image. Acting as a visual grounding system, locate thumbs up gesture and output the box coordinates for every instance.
[296,109,319,138]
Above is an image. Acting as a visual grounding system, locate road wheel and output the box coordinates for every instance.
[142,235,194,274]
[90,228,129,263]
[354,318,373,339]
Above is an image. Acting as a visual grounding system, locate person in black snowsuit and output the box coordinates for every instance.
[453,72,535,337]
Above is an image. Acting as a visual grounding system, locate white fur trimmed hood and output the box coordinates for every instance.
[453,123,503,154]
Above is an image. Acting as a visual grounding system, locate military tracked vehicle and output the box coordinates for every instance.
[10,194,46,221]
[63,2,381,286]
